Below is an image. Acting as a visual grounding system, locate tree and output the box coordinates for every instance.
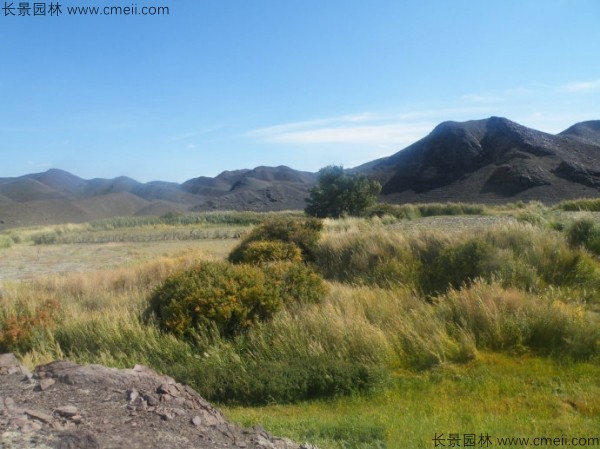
[305,165,381,218]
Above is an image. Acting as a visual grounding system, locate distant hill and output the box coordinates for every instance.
[0,165,316,228]
[355,117,600,203]
[1,118,599,228]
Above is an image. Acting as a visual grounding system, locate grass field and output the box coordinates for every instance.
[1,205,599,449]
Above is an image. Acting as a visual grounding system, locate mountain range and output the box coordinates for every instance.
[1,117,599,228]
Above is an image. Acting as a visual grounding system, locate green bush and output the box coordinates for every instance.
[315,223,600,297]
[265,262,329,305]
[422,239,497,295]
[567,218,600,256]
[366,202,487,219]
[148,262,280,339]
[439,281,600,359]
[147,260,327,339]
[417,202,486,217]
[238,240,302,265]
[305,165,381,218]
[0,235,13,249]
[229,217,323,263]
[32,232,58,245]
[557,198,600,212]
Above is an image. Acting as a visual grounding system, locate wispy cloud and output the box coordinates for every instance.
[253,122,432,147]
[247,80,598,153]
[247,106,492,148]
[560,79,600,93]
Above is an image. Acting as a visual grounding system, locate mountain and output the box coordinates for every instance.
[356,117,600,203]
[1,118,599,229]
[0,165,316,228]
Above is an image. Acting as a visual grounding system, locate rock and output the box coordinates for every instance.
[36,378,56,391]
[54,406,79,418]
[144,394,158,406]
[25,409,54,424]
[191,415,202,427]
[172,407,186,416]
[0,353,29,376]
[157,382,180,397]
[0,356,314,449]
[127,388,139,403]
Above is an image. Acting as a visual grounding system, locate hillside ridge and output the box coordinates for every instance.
[1,117,599,228]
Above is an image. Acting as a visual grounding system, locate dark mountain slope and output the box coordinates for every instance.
[1,118,599,228]
[357,117,600,202]
[559,120,600,144]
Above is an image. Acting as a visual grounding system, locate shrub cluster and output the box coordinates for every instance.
[439,281,600,359]
[367,202,487,219]
[0,298,61,353]
[228,217,323,263]
[557,198,600,212]
[567,218,600,256]
[314,223,600,297]
[147,260,327,339]
[0,235,14,249]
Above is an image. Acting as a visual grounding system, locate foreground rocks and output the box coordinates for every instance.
[0,353,316,449]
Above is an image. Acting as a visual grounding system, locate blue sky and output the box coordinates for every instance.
[1,0,599,182]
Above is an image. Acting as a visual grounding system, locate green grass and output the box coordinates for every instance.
[1,207,599,448]
[223,353,600,449]
[0,234,13,249]
[2,210,303,245]
[557,198,600,212]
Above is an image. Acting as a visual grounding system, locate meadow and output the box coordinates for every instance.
[0,202,599,449]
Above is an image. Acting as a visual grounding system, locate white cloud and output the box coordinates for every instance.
[248,110,438,150]
[560,79,600,93]
[260,123,432,147]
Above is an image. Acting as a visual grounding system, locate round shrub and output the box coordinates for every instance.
[264,262,329,305]
[239,240,302,265]
[147,260,328,339]
[148,261,280,339]
[229,217,323,263]
[567,218,600,255]
[422,239,497,295]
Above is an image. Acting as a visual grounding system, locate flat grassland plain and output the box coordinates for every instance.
[1,205,599,449]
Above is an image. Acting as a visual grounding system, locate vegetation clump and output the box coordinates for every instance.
[229,216,323,263]
[367,202,487,219]
[557,198,600,212]
[0,298,61,354]
[314,223,600,297]
[305,165,381,218]
[567,218,600,256]
[147,260,327,339]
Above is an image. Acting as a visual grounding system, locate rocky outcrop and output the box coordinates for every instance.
[0,354,316,449]
[356,117,600,203]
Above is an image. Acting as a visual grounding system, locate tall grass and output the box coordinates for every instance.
[557,198,600,212]
[7,211,303,245]
[3,258,598,405]
[0,235,13,249]
[314,222,600,299]
[2,214,599,410]
[368,202,488,219]
[31,225,247,244]
[89,210,304,230]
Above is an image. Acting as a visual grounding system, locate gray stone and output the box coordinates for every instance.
[37,378,56,391]
[54,406,79,418]
[25,409,54,424]
[191,416,202,427]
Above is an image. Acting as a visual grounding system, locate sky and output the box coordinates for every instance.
[1,0,600,183]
